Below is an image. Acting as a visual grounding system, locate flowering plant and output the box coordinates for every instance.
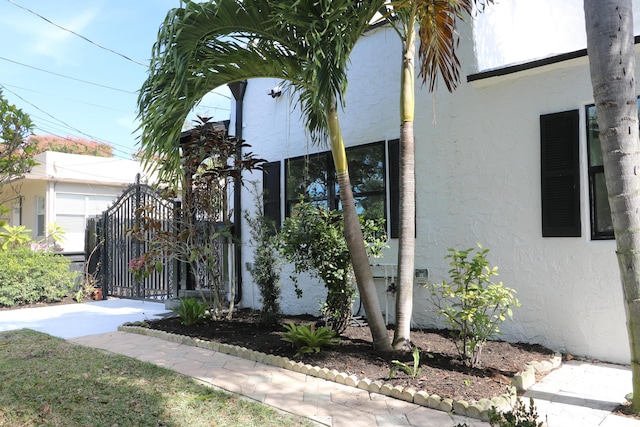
[128,254,160,282]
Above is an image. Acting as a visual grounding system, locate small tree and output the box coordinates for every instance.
[426,244,519,368]
[279,200,387,334]
[0,90,37,211]
[245,184,282,325]
[129,117,264,319]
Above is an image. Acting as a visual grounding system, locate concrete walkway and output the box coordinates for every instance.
[2,298,639,426]
[0,297,168,338]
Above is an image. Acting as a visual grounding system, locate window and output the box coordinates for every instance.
[36,196,45,236]
[273,141,389,229]
[540,110,581,237]
[12,198,22,226]
[586,99,640,239]
[56,194,116,251]
[586,105,613,239]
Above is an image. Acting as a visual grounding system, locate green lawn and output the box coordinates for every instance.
[0,329,315,427]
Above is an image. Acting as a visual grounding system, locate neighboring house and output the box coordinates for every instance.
[232,5,640,364]
[0,151,154,253]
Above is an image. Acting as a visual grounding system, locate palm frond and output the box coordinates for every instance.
[137,0,385,184]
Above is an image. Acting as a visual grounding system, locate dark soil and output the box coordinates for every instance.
[146,309,555,402]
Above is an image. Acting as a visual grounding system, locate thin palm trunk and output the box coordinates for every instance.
[326,102,392,351]
[393,13,417,350]
[584,0,640,413]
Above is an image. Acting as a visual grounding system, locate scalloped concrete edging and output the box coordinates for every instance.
[118,324,561,422]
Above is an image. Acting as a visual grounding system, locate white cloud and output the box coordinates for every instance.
[29,8,100,65]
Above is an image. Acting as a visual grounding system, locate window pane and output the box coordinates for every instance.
[286,153,328,201]
[356,194,385,221]
[347,144,384,195]
[586,105,603,167]
[36,196,45,236]
[594,172,613,235]
[87,196,117,214]
[56,194,85,214]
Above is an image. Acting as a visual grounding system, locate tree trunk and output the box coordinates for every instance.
[393,23,417,351]
[326,102,392,352]
[584,0,640,413]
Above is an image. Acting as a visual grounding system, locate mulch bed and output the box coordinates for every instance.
[145,308,556,402]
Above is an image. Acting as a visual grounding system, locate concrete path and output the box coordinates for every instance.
[0,297,168,339]
[2,298,639,426]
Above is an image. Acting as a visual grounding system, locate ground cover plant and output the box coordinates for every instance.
[147,308,555,403]
[0,329,315,427]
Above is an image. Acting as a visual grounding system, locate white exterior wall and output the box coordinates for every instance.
[235,22,633,363]
[14,151,157,252]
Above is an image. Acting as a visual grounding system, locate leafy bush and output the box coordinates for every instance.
[281,322,340,357]
[487,397,544,427]
[174,298,209,326]
[426,244,520,367]
[0,248,77,306]
[245,185,282,325]
[279,199,387,333]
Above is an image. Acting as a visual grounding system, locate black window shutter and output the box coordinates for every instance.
[540,110,581,237]
[263,161,281,231]
[388,139,400,238]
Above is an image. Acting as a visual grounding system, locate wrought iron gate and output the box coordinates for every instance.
[96,177,177,300]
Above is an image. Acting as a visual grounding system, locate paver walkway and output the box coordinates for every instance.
[71,331,488,427]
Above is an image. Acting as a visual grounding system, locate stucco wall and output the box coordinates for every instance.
[236,24,632,364]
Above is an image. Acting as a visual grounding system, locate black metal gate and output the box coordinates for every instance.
[94,177,177,300]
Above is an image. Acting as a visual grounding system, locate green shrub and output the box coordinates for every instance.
[245,186,282,326]
[281,322,340,357]
[0,248,77,307]
[279,200,387,334]
[487,397,544,427]
[174,298,209,326]
[426,244,520,367]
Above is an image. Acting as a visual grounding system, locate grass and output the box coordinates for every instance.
[0,329,316,427]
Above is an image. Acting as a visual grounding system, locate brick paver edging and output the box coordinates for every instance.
[118,324,561,422]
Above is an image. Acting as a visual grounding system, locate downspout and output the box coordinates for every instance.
[228,80,247,305]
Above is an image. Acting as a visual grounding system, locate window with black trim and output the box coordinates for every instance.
[284,141,387,223]
[586,99,640,240]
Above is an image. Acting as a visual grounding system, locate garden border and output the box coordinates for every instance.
[118,324,562,422]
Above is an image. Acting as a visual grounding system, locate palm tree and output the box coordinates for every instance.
[584,0,640,413]
[383,0,493,350]
[137,0,393,351]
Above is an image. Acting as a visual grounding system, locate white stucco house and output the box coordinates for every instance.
[230,1,640,365]
[0,151,154,253]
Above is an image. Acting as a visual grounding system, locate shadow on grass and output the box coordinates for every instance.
[0,329,314,427]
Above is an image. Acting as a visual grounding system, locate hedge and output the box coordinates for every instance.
[0,248,78,307]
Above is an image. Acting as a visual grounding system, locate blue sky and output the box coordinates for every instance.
[0,0,231,159]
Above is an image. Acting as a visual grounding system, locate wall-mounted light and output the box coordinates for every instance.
[266,86,282,98]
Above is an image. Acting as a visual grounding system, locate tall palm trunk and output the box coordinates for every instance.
[584,0,640,413]
[326,102,392,351]
[393,13,417,350]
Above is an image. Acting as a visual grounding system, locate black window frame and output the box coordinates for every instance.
[585,104,614,240]
[284,140,388,225]
[585,99,640,240]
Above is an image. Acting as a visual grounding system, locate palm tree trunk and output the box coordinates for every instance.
[393,23,417,351]
[585,0,640,413]
[326,103,392,351]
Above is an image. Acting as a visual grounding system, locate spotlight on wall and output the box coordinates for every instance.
[266,86,282,98]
